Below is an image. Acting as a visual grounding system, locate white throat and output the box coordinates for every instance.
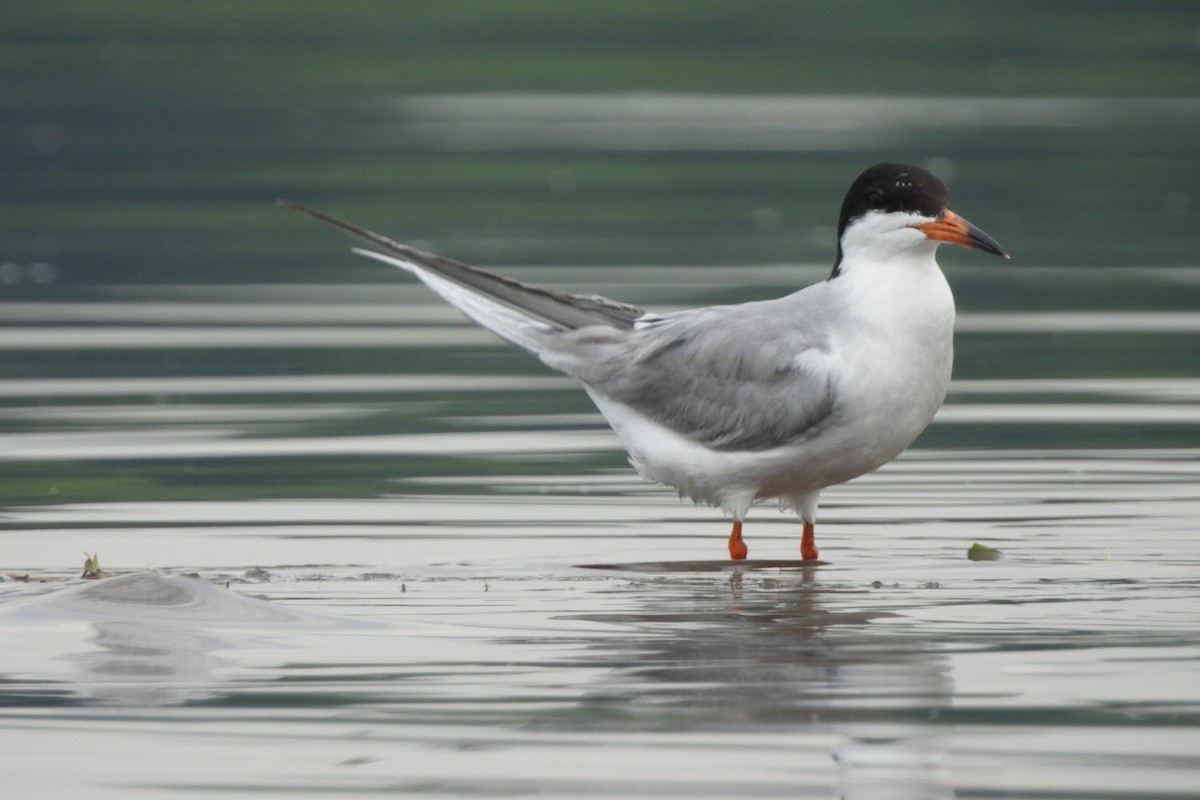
[836,210,940,278]
[830,209,956,350]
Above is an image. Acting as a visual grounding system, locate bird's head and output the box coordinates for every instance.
[832,162,1008,277]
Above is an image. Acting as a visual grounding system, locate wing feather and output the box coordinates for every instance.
[280,202,645,337]
[283,201,837,453]
[551,297,839,452]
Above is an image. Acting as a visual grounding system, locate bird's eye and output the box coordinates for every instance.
[867,191,886,210]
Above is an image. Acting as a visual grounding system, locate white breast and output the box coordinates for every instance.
[584,238,956,516]
[818,251,956,484]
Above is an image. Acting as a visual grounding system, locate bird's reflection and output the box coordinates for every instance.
[572,561,955,798]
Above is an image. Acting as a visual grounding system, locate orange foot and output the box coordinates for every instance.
[801,521,819,561]
[728,520,748,560]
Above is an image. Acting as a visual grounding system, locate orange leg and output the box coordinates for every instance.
[727,520,748,560]
[800,521,819,561]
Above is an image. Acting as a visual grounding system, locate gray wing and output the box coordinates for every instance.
[282,201,835,451]
[556,296,838,452]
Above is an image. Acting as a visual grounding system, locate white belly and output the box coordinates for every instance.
[588,342,949,515]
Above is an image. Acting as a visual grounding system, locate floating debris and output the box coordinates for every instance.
[967,543,1003,561]
[82,552,110,579]
[3,572,64,583]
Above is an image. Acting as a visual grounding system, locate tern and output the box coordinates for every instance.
[282,162,1008,561]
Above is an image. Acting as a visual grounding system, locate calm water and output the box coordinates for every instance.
[4,4,1200,797]
[3,266,1200,798]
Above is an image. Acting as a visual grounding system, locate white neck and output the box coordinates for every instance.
[835,210,940,278]
[831,211,956,342]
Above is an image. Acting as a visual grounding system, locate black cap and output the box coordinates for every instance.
[837,163,950,239]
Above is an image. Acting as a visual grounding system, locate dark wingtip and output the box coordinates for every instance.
[277,199,324,219]
[274,200,390,248]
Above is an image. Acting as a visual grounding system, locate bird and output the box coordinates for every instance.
[281,162,1008,562]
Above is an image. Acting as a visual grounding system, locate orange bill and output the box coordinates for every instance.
[915,209,1009,259]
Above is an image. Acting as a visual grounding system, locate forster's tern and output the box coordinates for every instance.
[282,162,1008,561]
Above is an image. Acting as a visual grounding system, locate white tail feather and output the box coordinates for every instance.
[352,248,556,354]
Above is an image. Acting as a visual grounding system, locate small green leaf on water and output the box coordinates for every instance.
[967,543,1002,561]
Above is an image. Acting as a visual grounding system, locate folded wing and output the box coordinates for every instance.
[545,303,838,452]
[284,201,837,452]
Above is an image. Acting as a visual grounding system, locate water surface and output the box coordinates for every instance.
[3,270,1200,798]
[4,6,1200,795]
